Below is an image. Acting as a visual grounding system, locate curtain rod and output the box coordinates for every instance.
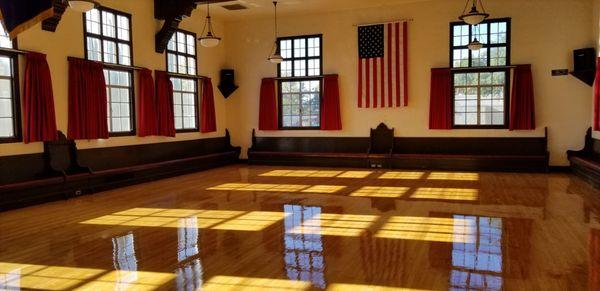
[167,72,208,80]
[354,18,413,27]
[0,47,34,55]
[67,56,145,71]
[274,74,338,80]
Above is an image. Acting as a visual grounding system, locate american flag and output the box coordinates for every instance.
[358,21,408,108]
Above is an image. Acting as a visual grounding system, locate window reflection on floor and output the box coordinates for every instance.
[112,232,138,289]
[283,204,326,289]
[450,215,503,291]
[0,267,19,290]
[176,217,203,290]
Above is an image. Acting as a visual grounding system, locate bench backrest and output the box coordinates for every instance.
[394,137,547,156]
[251,135,369,153]
[369,123,394,154]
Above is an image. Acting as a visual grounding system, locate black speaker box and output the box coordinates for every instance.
[218,69,238,98]
[573,48,596,71]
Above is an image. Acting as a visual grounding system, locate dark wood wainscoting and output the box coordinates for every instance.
[0,131,240,211]
[568,128,600,188]
[248,125,549,172]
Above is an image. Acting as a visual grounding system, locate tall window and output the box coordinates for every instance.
[0,25,20,143]
[277,35,322,129]
[450,19,510,128]
[166,30,198,131]
[84,7,135,135]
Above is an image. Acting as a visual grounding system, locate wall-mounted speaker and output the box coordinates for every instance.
[218,69,238,98]
[573,48,596,72]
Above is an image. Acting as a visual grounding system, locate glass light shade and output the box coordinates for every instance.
[468,39,483,51]
[268,54,283,64]
[69,0,96,12]
[200,36,220,48]
[461,13,488,25]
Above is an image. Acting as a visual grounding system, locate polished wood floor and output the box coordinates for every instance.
[1,165,600,290]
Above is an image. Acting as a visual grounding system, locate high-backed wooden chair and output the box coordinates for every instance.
[43,131,91,177]
[368,123,394,168]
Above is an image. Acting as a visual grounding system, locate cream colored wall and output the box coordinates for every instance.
[0,0,228,156]
[224,0,594,166]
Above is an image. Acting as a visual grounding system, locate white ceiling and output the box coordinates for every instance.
[200,0,435,21]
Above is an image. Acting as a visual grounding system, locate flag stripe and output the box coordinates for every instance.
[403,21,409,106]
[387,23,393,107]
[395,22,401,107]
[366,58,370,108]
[373,58,378,108]
[358,59,363,108]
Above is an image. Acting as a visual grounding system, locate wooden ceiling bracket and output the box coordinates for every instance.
[154,0,198,53]
[42,0,69,32]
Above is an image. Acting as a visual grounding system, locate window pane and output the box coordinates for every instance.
[471,48,488,67]
[294,60,306,77]
[85,9,101,35]
[280,80,320,128]
[102,11,116,38]
[308,37,320,57]
[167,35,176,51]
[187,34,195,55]
[105,69,132,133]
[167,53,177,73]
[0,57,11,77]
[118,43,131,66]
[0,117,14,137]
[280,40,292,58]
[187,57,196,75]
[87,37,102,61]
[280,61,292,77]
[453,49,469,68]
[452,71,506,127]
[177,32,186,53]
[294,39,306,58]
[178,55,187,74]
[308,59,320,76]
[171,77,197,130]
[103,40,117,64]
[117,15,130,41]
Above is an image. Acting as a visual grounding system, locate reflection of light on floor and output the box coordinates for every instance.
[112,233,138,289]
[378,171,426,180]
[336,171,373,178]
[450,215,503,290]
[410,188,479,201]
[260,170,343,177]
[176,259,203,291]
[287,213,378,237]
[207,183,345,194]
[211,211,289,231]
[81,208,287,232]
[327,283,430,290]
[202,275,311,290]
[302,185,347,194]
[349,186,410,198]
[178,217,199,262]
[375,216,477,243]
[428,172,480,181]
[0,263,175,291]
[208,183,308,192]
[284,205,326,289]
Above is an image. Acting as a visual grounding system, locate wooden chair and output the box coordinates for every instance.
[368,123,394,168]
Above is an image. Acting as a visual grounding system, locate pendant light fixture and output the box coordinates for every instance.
[468,24,483,51]
[68,0,99,13]
[198,0,221,48]
[459,0,490,25]
[268,1,283,64]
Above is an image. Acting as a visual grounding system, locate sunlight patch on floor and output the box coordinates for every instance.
[203,275,311,291]
[375,216,477,243]
[411,188,479,201]
[349,186,410,198]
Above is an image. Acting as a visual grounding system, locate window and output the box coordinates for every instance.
[450,19,510,128]
[277,35,322,129]
[84,7,135,136]
[166,30,199,131]
[0,25,21,143]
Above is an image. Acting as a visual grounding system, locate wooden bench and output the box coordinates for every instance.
[392,128,549,172]
[568,128,600,188]
[247,125,549,172]
[0,130,241,211]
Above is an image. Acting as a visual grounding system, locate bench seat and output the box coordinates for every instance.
[567,128,600,188]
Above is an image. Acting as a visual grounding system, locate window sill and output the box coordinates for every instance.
[452,125,509,130]
[279,127,322,131]
[0,137,23,144]
[109,131,136,137]
[176,129,199,134]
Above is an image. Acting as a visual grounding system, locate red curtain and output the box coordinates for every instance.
[594,58,600,131]
[155,71,176,137]
[321,75,342,130]
[429,68,452,130]
[259,78,278,130]
[67,58,108,140]
[137,69,158,137]
[510,64,536,130]
[201,78,217,133]
[23,52,57,143]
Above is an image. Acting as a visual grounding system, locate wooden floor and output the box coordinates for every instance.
[1,165,600,290]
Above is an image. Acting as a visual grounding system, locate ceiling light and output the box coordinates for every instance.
[467,38,483,51]
[198,0,221,48]
[69,0,98,13]
[268,1,283,64]
[459,0,490,25]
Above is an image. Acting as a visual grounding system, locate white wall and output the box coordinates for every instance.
[224,0,594,166]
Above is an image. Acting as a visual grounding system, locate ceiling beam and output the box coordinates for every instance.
[154,0,229,53]
[41,0,69,33]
